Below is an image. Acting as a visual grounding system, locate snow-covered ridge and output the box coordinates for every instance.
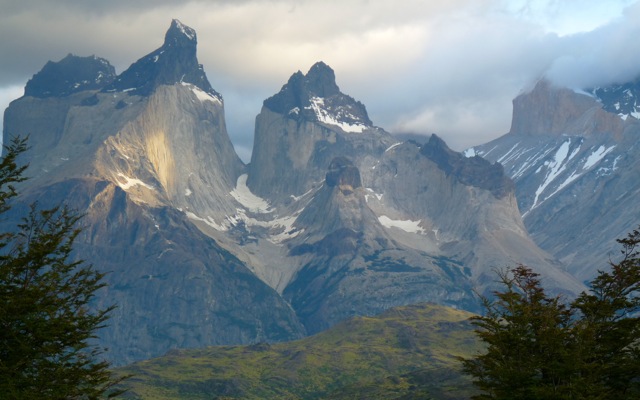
[306,97,367,133]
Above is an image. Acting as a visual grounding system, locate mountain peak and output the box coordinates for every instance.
[165,19,197,46]
[305,61,340,98]
[24,54,116,98]
[103,19,219,98]
[263,62,372,132]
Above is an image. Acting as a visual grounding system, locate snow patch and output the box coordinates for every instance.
[230,174,272,213]
[364,188,383,203]
[378,215,425,234]
[185,188,192,197]
[181,82,222,105]
[463,148,476,158]
[290,187,314,202]
[116,173,154,191]
[186,212,228,231]
[497,143,520,164]
[529,140,572,212]
[511,147,555,179]
[307,97,367,133]
[583,145,615,170]
[385,142,403,153]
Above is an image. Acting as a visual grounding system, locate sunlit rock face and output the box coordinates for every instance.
[468,78,640,282]
[3,20,587,365]
[2,20,303,366]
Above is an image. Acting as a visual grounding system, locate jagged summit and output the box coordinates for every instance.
[263,61,372,133]
[24,54,116,98]
[165,19,197,45]
[304,61,340,97]
[103,19,219,98]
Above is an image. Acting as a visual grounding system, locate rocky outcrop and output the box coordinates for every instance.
[325,156,362,192]
[590,78,640,118]
[420,134,513,198]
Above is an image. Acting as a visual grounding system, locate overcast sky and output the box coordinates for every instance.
[2,0,640,161]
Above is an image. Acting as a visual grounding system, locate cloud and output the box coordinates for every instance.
[545,2,640,89]
[0,0,639,157]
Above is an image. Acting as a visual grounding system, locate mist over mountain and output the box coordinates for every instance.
[2,20,593,366]
[467,78,640,282]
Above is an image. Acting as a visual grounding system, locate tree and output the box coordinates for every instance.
[461,228,640,399]
[0,137,124,399]
[570,228,640,398]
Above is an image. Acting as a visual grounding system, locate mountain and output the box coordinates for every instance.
[227,63,583,334]
[2,21,584,366]
[103,19,219,98]
[467,79,640,282]
[118,303,481,400]
[2,20,304,366]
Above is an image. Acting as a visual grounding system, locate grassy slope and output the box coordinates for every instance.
[118,303,481,399]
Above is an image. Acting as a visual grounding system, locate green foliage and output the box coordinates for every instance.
[0,137,124,399]
[117,303,482,399]
[462,228,640,399]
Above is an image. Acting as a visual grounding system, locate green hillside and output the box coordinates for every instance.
[118,303,481,399]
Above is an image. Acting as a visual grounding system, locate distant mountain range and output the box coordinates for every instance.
[4,19,635,367]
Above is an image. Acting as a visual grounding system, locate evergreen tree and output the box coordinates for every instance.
[462,228,640,399]
[0,137,123,399]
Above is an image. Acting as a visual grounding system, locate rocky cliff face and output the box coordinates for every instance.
[509,80,626,137]
[468,79,640,281]
[235,65,583,333]
[247,62,392,205]
[3,22,586,366]
[3,20,303,366]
